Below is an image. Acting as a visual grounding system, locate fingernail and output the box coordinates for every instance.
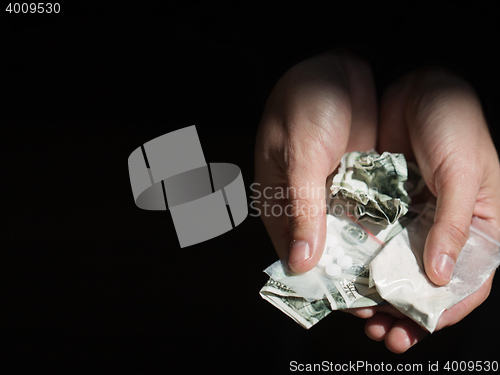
[435,254,455,282]
[288,240,310,267]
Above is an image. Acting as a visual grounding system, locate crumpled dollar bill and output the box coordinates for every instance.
[260,213,391,329]
[260,150,420,329]
[260,274,384,329]
[330,150,411,225]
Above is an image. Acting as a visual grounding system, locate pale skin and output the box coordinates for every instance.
[254,50,500,353]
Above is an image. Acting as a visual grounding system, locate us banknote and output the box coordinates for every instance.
[330,151,412,225]
[260,277,384,329]
[260,151,424,329]
[260,214,392,329]
[259,207,424,329]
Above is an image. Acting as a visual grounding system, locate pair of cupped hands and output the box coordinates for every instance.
[254,50,500,353]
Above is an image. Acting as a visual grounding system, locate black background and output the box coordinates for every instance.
[2,1,500,373]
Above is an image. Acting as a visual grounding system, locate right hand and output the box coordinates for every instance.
[347,66,500,353]
[254,50,377,273]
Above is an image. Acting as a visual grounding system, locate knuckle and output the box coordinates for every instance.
[287,199,325,231]
[434,152,482,192]
[443,221,470,251]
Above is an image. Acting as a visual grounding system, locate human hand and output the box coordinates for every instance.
[347,67,500,353]
[256,54,499,352]
[254,50,377,274]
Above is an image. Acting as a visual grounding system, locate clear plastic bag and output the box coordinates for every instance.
[370,201,500,333]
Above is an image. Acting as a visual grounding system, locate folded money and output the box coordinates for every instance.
[260,213,393,329]
[260,276,384,329]
[330,150,411,225]
[260,151,418,329]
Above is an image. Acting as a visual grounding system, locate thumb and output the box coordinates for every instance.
[286,164,331,274]
[423,168,479,286]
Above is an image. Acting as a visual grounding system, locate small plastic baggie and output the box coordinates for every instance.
[369,201,500,333]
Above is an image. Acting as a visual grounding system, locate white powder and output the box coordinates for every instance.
[370,202,500,333]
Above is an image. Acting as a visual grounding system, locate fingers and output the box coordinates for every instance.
[284,144,337,273]
[403,68,490,285]
[255,51,378,273]
[360,313,428,353]
[383,319,429,354]
[358,274,493,353]
[351,308,429,353]
[364,313,398,342]
[344,304,407,320]
[278,98,352,273]
[423,184,477,285]
[285,54,377,273]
